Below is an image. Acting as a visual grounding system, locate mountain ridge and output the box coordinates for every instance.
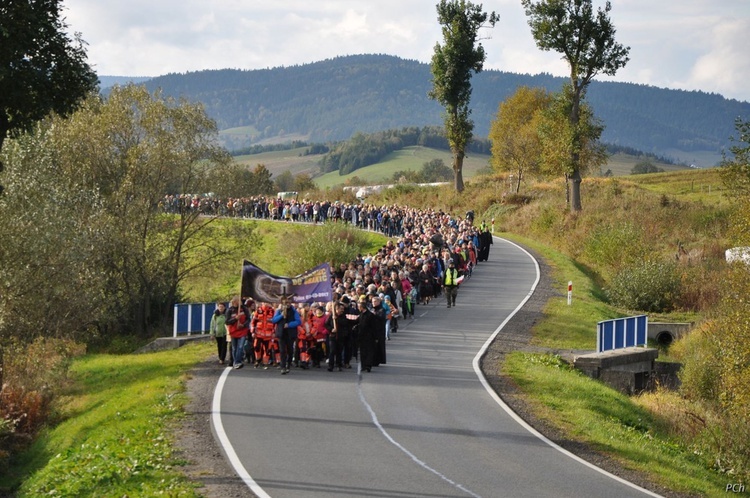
[102,54,750,167]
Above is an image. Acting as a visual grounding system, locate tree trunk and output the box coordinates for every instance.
[569,168,582,212]
[453,150,465,192]
[569,84,583,212]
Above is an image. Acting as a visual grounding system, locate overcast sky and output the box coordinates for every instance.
[64,0,750,102]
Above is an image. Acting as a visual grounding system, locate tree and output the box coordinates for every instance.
[720,118,750,198]
[0,0,98,194]
[274,170,295,192]
[489,86,552,192]
[631,160,664,174]
[421,158,454,182]
[522,0,629,211]
[251,164,276,195]
[293,173,317,194]
[0,124,107,390]
[50,85,236,337]
[429,0,498,192]
[537,86,607,199]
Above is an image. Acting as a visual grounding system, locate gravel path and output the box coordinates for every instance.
[173,246,689,498]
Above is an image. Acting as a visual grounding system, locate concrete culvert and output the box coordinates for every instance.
[656,331,674,346]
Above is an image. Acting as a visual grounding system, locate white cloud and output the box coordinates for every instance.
[62,0,750,101]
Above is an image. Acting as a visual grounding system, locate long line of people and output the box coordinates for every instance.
[208,200,494,373]
[162,193,494,240]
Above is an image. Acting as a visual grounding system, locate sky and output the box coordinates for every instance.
[63,0,750,103]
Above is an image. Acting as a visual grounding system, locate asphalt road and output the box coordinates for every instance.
[212,237,661,498]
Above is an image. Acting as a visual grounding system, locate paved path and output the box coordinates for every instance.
[212,237,661,498]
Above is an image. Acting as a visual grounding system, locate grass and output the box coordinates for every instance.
[497,232,733,495]
[232,146,323,177]
[626,167,729,205]
[503,353,729,496]
[601,152,690,177]
[313,146,492,189]
[2,343,214,497]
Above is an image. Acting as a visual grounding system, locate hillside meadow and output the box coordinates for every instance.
[228,144,690,190]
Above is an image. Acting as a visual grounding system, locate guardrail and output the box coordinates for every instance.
[173,302,219,337]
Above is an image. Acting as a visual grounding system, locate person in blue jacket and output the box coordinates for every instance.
[272,296,302,375]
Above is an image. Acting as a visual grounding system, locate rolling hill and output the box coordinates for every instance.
[105,54,750,168]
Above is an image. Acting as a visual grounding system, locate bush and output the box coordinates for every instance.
[286,222,374,275]
[0,337,85,461]
[671,322,722,404]
[582,223,647,278]
[605,259,681,312]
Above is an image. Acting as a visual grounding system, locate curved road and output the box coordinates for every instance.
[212,237,661,498]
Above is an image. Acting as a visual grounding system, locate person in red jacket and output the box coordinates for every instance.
[308,303,332,368]
[225,296,249,369]
[252,302,278,369]
[294,303,314,369]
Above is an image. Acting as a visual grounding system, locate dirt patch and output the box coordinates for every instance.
[174,248,690,498]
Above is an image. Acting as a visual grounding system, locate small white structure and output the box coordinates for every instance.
[726,247,750,265]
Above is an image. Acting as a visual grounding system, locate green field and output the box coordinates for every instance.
[600,152,691,177]
[314,146,492,188]
[233,146,324,177]
[228,144,701,189]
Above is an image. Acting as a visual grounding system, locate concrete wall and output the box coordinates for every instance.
[647,322,692,346]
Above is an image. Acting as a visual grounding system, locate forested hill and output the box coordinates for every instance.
[131,54,750,164]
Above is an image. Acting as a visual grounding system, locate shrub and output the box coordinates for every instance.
[286,222,374,275]
[0,337,85,461]
[671,322,722,404]
[605,259,681,312]
[582,222,647,277]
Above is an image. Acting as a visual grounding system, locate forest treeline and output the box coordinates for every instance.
[130,54,750,161]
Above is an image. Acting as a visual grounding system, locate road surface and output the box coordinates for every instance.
[212,237,661,498]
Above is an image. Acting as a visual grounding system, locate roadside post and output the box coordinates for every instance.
[567,281,573,305]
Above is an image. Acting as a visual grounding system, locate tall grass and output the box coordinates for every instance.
[2,343,213,497]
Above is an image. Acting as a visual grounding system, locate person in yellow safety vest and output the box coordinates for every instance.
[443,260,460,308]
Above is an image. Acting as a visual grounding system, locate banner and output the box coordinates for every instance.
[240,260,332,304]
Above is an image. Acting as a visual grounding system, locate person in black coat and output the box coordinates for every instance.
[370,295,387,367]
[478,229,493,262]
[356,296,377,372]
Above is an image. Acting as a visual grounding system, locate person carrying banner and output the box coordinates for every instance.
[225,296,250,369]
[272,297,301,375]
[328,301,352,371]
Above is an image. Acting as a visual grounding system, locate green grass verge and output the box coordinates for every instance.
[502,353,728,496]
[497,233,730,495]
[3,342,214,497]
[499,232,617,350]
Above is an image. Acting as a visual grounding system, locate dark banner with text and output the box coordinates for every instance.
[240,260,332,304]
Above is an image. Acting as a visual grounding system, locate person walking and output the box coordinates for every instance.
[328,302,351,371]
[209,301,228,365]
[225,296,250,369]
[370,295,387,366]
[443,260,460,308]
[356,296,377,372]
[272,297,301,375]
[251,301,277,368]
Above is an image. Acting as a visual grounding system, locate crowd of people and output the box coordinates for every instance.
[161,193,491,238]
[207,195,494,374]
